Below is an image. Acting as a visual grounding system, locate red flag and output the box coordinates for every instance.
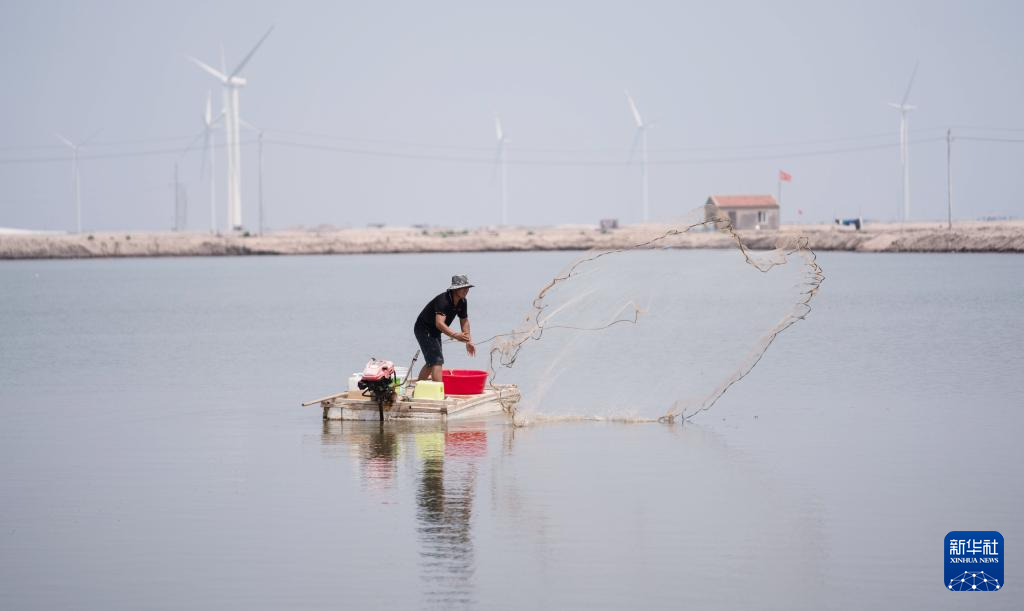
[779,170,792,182]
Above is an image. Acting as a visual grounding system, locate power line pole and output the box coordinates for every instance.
[172,162,188,231]
[174,162,180,231]
[73,148,82,234]
[947,128,953,231]
[258,130,265,236]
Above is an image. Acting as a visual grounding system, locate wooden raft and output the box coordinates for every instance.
[302,384,520,421]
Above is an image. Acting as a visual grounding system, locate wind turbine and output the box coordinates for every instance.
[182,92,222,232]
[55,130,99,233]
[625,90,650,223]
[188,26,274,231]
[201,92,220,233]
[493,115,508,225]
[889,62,918,222]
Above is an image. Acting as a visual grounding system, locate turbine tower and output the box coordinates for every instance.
[494,115,508,225]
[889,63,918,222]
[625,90,650,223]
[188,26,273,231]
[199,91,220,233]
[55,131,98,234]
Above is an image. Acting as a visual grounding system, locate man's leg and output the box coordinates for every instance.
[428,335,444,382]
[413,332,445,383]
[414,327,435,381]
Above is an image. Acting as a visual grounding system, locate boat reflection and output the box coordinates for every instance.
[320,420,495,608]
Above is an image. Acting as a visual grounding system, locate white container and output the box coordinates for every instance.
[348,373,362,392]
[394,366,409,381]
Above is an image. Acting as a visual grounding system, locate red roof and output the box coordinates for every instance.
[707,195,779,209]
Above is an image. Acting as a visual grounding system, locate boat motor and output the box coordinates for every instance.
[357,358,397,420]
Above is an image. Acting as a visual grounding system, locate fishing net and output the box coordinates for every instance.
[485,206,824,424]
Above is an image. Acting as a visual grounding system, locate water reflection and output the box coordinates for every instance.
[321,421,401,496]
[317,418,827,609]
[321,420,493,608]
[416,429,483,608]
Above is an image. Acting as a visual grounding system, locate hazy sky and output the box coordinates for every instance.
[1,0,1022,232]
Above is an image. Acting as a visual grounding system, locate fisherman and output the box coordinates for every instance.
[414,274,476,382]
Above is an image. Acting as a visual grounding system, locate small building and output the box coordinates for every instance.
[704,194,780,230]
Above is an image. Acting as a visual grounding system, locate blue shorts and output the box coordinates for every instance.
[414,325,444,366]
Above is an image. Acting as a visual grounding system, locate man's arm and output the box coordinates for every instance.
[460,318,476,356]
[435,313,469,342]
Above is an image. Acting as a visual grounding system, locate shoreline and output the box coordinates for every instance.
[1,220,1023,259]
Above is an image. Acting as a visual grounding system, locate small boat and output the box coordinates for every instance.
[302,382,521,421]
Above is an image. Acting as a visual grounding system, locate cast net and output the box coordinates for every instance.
[485,206,824,424]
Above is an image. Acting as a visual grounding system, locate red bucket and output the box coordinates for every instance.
[442,369,488,395]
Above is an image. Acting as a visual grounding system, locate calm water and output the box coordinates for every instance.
[1,250,1022,610]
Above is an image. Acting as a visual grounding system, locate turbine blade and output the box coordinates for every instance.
[495,115,504,142]
[625,89,644,128]
[900,61,919,106]
[229,26,275,78]
[80,128,102,147]
[627,128,642,164]
[200,130,209,183]
[187,56,228,82]
[181,129,206,158]
[55,133,76,149]
[239,116,257,131]
[489,142,502,185]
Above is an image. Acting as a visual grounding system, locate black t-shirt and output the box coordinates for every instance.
[415,290,468,336]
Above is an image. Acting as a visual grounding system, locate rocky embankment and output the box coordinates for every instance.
[1,221,1022,259]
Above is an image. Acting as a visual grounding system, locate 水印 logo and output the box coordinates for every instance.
[945,531,1003,591]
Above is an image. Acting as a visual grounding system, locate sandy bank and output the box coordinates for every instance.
[1,221,1022,260]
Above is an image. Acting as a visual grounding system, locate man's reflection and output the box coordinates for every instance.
[415,428,485,608]
[319,420,489,608]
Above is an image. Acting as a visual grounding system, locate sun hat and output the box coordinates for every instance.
[448,274,474,290]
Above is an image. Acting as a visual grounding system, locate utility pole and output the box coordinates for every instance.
[74,148,82,234]
[500,138,507,226]
[174,162,180,231]
[946,128,953,231]
[641,127,649,224]
[258,131,265,236]
[172,162,188,231]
